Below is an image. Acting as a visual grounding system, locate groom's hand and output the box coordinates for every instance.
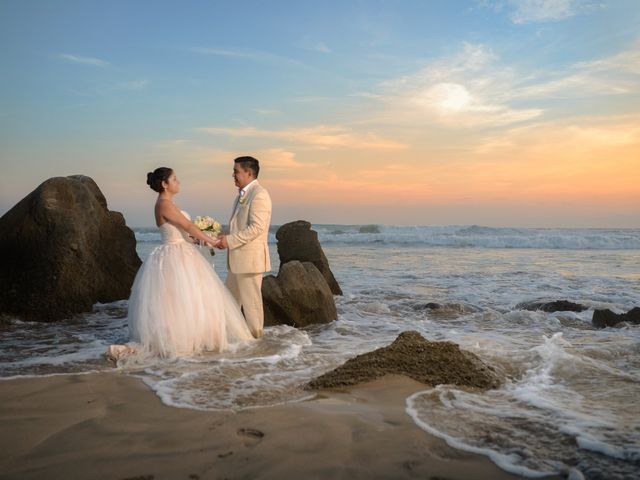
[216,235,229,249]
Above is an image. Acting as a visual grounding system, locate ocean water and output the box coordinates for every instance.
[1,224,639,479]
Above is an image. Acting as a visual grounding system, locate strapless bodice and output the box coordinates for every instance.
[159,210,191,244]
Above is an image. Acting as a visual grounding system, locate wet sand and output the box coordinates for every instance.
[0,373,559,480]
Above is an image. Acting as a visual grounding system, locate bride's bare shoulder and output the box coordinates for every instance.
[154,199,177,226]
[155,198,176,212]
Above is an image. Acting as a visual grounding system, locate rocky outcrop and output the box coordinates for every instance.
[0,175,141,321]
[307,331,502,390]
[592,307,640,328]
[262,261,337,328]
[261,220,340,328]
[275,220,342,295]
[516,300,588,313]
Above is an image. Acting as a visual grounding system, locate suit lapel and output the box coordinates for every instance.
[230,195,241,221]
[230,181,260,226]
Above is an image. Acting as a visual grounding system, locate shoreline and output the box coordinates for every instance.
[0,372,561,480]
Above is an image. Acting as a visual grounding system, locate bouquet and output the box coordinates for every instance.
[193,215,222,255]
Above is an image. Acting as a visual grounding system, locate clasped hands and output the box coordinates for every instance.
[214,235,228,249]
[191,235,228,249]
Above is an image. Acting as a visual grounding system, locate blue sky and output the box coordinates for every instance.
[1,0,639,227]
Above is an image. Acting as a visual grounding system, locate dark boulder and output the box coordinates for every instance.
[262,261,337,328]
[516,300,588,313]
[275,220,342,295]
[307,331,502,390]
[592,307,640,328]
[0,175,141,321]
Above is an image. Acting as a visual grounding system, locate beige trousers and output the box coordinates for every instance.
[225,272,264,338]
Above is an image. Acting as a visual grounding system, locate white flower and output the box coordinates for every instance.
[194,215,222,234]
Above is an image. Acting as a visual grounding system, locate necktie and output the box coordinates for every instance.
[233,189,244,216]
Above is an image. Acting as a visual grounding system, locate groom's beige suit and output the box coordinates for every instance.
[225,180,272,337]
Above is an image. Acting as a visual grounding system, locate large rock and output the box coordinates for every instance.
[307,331,502,390]
[275,220,342,295]
[516,300,588,313]
[0,175,141,321]
[262,261,337,328]
[592,307,640,328]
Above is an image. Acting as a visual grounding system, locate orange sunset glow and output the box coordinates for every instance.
[1,2,639,227]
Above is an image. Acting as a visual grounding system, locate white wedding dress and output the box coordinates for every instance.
[108,211,253,362]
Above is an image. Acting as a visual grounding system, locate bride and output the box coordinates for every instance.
[107,167,254,362]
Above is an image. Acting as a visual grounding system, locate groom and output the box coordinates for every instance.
[216,156,272,338]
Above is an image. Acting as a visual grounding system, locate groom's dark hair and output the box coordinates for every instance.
[234,156,260,178]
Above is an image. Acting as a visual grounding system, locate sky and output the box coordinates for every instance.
[1,0,639,228]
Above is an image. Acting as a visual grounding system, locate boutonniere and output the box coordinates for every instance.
[239,196,247,205]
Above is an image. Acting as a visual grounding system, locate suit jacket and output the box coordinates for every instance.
[227,181,272,274]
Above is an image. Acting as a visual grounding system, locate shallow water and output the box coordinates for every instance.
[2,225,639,479]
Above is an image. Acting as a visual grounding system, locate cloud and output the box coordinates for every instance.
[312,42,331,53]
[253,108,280,116]
[419,83,473,112]
[251,148,323,171]
[298,38,331,53]
[574,42,640,75]
[112,79,149,91]
[371,43,543,127]
[64,79,149,97]
[191,47,257,59]
[198,125,407,150]
[516,41,640,98]
[475,114,640,154]
[147,142,321,182]
[383,43,497,88]
[406,81,542,126]
[360,40,639,129]
[510,0,578,23]
[190,46,309,69]
[57,53,109,67]
[477,0,600,24]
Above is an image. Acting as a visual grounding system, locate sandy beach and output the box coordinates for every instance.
[0,372,552,480]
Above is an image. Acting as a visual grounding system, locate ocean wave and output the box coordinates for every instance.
[134,230,162,243]
[135,229,278,245]
[133,225,640,250]
[312,225,640,250]
[135,326,322,410]
[406,332,640,479]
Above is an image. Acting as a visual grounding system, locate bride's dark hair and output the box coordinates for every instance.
[146,167,173,193]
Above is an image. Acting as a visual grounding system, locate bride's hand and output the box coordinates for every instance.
[216,235,228,249]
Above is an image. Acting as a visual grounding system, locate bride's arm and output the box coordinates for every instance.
[158,201,217,246]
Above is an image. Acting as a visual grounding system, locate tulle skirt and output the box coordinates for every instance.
[125,241,253,358]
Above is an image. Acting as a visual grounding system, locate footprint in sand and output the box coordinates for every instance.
[237,427,265,447]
